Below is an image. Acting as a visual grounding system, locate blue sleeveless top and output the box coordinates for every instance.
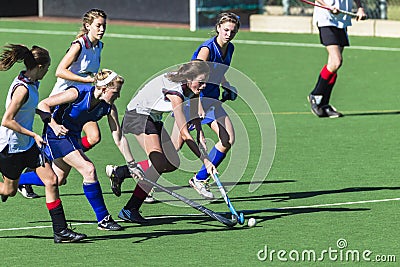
[191,36,234,99]
[52,84,111,137]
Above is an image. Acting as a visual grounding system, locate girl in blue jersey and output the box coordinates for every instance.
[20,69,140,231]
[177,12,240,199]
[307,0,365,118]
[0,44,86,243]
[19,9,108,198]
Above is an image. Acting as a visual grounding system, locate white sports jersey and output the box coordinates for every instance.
[127,73,194,122]
[0,72,38,153]
[313,0,353,28]
[50,34,103,95]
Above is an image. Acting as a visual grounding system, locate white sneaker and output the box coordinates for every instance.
[144,188,156,204]
[189,176,214,199]
[18,185,39,199]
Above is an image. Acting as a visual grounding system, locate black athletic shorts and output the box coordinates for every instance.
[122,109,163,135]
[319,26,349,47]
[0,144,41,180]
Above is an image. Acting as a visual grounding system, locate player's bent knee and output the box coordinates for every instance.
[149,151,178,174]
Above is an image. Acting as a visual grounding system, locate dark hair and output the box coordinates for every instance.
[76,8,107,39]
[214,12,241,35]
[0,44,50,71]
[166,60,209,83]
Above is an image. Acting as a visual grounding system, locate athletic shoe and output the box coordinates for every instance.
[307,95,324,117]
[97,215,123,231]
[1,195,8,202]
[189,176,214,199]
[105,165,122,197]
[322,105,343,118]
[118,208,148,224]
[18,185,39,199]
[144,188,156,204]
[54,228,87,243]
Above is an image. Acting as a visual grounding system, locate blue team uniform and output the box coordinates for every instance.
[45,84,111,159]
[190,37,235,124]
[191,36,234,100]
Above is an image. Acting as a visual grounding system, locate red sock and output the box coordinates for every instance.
[320,65,335,81]
[46,198,61,210]
[138,160,150,171]
[81,136,93,150]
[328,73,337,85]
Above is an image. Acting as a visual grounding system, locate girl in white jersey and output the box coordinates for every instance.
[107,61,217,223]
[20,9,107,197]
[307,0,366,118]
[0,44,86,243]
[51,8,106,151]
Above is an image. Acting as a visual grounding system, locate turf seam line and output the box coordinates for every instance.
[1,28,400,52]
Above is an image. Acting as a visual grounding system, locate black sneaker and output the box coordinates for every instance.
[322,105,343,118]
[118,208,148,224]
[307,95,325,117]
[1,195,8,202]
[18,185,39,199]
[54,228,87,243]
[98,215,123,231]
[105,165,122,197]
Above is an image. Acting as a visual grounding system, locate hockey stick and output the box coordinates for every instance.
[141,176,237,227]
[35,109,51,167]
[299,0,362,18]
[212,173,245,225]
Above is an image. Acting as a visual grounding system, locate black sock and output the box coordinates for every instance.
[311,75,330,106]
[116,165,131,180]
[124,195,145,211]
[49,204,68,233]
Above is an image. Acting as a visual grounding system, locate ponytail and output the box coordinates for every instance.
[0,44,50,71]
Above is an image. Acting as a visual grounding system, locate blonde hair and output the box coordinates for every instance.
[76,8,107,39]
[0,44,50,71]
[214,12,241,36]
[94,69,124,88]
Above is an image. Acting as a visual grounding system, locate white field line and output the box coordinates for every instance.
[0,28,400,52]
[0,197,398,232]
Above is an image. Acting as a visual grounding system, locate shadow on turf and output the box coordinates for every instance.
[53,179,293,199]
[5,206,369,243]
[237,206,370,225]
[210,186,400,204]
[4,216,246,243]
[344,111,400,117]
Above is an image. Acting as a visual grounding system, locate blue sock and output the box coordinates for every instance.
[19,171,45,186]
[83,181,109,222]
[195,146,226,181]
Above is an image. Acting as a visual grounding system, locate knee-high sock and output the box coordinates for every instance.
[83,181,109,222]
[195,146,226,181]
[324,73,337,105]
[311,65,336,106]
[19,171,45,186]
[125,153,169,211]
[47,199,67,233]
